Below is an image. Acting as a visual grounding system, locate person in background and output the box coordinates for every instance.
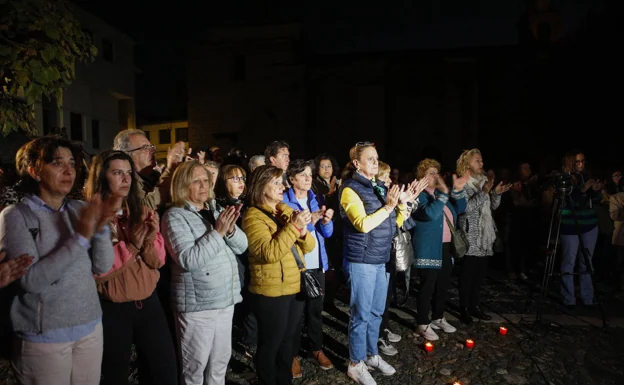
[456,149,511,324]
[283,159,335,375]
[264,141,291,187]
[404,159,468,341]
[0,251,32,289]
[558,150,603,308]
[311,153,343,312]
[248,155,266,173]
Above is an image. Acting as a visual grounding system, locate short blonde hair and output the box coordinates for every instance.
[416,158,441,179]
[170,160,213,207]
[456,148,481,177]
[377,161,391,179]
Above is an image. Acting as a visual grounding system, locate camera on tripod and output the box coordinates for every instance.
[549,172,573,194]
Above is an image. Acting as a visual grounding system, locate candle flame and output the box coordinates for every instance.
[425,342,433,346]
[466,339,474,343]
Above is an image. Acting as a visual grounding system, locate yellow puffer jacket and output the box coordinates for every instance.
[242,203,316,297]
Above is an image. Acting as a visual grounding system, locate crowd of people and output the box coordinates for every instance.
[0,130,623,385]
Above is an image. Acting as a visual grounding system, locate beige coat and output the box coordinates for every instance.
[610,192,624,246]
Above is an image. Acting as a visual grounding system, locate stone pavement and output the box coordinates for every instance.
[1,268,623,385]
[225,268,624,385]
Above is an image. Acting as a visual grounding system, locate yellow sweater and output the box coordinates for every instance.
[340,187,406,233]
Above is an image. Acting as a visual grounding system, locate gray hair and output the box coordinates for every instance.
[113,129,148,152]
[249,155,265,171]
[204,160,220,169]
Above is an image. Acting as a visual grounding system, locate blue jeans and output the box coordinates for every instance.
[347,262,389,363]
[560,226,598,305]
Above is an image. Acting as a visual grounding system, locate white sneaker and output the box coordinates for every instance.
[430,318,457,333]
[365,354,396,376]
[383,328,401,343]
[417,324,440,341]
[347,361,377,385]
[378,338,398,356]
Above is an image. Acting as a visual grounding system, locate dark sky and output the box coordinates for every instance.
[72,0,604,122]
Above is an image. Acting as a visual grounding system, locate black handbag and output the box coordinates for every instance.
[257,208,323,299]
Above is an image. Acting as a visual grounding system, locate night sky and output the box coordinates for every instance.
[74,0,605,124]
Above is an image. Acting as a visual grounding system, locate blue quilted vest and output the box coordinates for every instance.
[339,172,396,265]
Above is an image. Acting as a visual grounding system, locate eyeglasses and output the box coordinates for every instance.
[228,176,246,183]
[319,164,332,169]
[127,144,155,153]
[355,141,374,147]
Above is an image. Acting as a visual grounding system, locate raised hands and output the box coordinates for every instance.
[452,170,471,191]
[385,185,401,210]
[0,251,33,289]
[328,176,338,195]
[76,194,116,240]
[311,205,334,225]
[494,181,513,195]
[214,205,240,237]
[291,209,312,236]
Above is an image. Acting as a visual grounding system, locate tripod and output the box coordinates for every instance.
[524,187,608,328]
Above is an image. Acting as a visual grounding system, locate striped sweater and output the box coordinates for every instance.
[560,181,602,235]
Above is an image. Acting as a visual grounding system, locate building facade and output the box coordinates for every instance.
[139,120,189,163]
[34,6,136,155]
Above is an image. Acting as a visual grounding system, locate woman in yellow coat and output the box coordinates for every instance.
[242,165,315,385]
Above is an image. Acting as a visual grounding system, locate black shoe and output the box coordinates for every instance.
[459,307,473,324]
[470,307,492,321]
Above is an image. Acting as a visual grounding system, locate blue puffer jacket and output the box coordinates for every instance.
[404,189,467,269]
[339,172,396,265]
[282,189,333,271]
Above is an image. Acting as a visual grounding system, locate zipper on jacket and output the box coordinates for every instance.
[38,301,43,334]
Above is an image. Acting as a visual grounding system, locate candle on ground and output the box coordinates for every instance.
[425,342,434,352]
[465,339,475,349]
[499,326,508,335]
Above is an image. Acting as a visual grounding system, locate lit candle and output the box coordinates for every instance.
[425,342,434,352]
[499,326,508,335]
[453,382,463,385]
[465,339,474,349]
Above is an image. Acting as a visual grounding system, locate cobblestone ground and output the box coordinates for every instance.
[2,266,623,385]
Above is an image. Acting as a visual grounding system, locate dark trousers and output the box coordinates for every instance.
[416,243,453,325]
[251,292,305,385]
[294,269,325,353]
[239,288,258,346]
[100,293,177,385]
[380,258,396,333]
[459,255,489,309]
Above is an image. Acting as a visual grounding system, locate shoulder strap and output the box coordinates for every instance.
[442,210,455,230]
[255,207,305,270]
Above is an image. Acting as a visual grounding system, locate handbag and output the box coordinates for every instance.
[443,211,469,259]
[257,208,323,299]
[393,227,414,272]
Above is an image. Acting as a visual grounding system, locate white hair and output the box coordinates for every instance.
[113,129,148,152]
[249,155,265,171]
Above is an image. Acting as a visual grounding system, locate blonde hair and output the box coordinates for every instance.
[416,158,442,179]
[377,161,391,179]
[342,142,376,180]
[456,148,481,177]
[170,160,213,207]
